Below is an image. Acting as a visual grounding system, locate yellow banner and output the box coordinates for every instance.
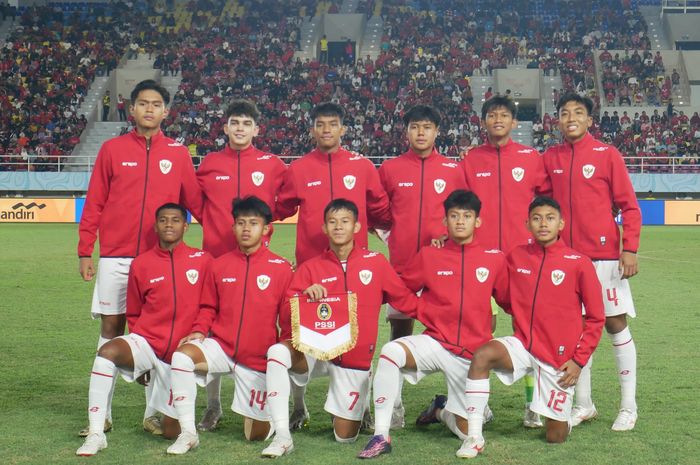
[0,199,75,223]
[664,201,700,225]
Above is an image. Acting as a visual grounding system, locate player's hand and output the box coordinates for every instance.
[458,145,476,161]
[179,331,206,346]
[303,284,327,301]
[557,360,581,388]
[430,235,447,248]
[619,251,638,279]
[79,257,96,281]
[136,370,151,386]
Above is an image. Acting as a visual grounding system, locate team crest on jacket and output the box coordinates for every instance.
[551,270,565,286]
[257,274,271,290]
[475,267,489,283]
[434,178,446,194]
[582,164,595,179]
[159,159,172,174]
[512,167,525,182]
[252,171,264,186]
[186,269,199,285]
[343,175,356,190]
[359,269,373,285]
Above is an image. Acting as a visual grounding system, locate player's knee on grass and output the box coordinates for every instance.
[244,417,271,441]
[389,318,414,340]
[333,418,360,443]
[161,415,181,440]
[545,419,569,443]
[470,341,508,377]
[96,337,132,366]
[100,314,126,339]
[605,314,628,334]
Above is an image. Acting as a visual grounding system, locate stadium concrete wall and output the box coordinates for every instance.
[495,68,541,99]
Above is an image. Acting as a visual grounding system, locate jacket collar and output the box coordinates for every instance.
[223,144,259,158]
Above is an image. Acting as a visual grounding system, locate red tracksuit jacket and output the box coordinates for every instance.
[275,147,391,265]
[379,149,468,274]
[506,240,605,368]
[461,139,551,253]
[543,133,641,260]
[285,247,418,370]
[78,130,202,258]
[197,145,287,257]
[400,240,509,359]
[190,246,293,372]
[126,242,211,363]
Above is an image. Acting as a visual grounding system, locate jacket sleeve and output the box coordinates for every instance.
[400,249,426,294]
[179,150,204,223]
[381,257,418,317]
[275,164,300,220]
[78,145,112,257]
[572,259,605,367]
[125,261,143,331]
[459,158,472,190]
[492,255,511,313]
[534,154,552,197]
[610,149,641,253]
[376,162,394,230]
[366,160,392,230]
[190,267,218,335]
[270,156,288,220]
[276,264,295,341]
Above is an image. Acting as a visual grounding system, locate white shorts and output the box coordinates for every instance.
[593,260,636,317]
[493,336,573,422]
[116,333,175,418]
[290,355,370,422]
[395,335,471,418]
[187,338,269,421]
[90,257,133,318]
[386,289,422,321]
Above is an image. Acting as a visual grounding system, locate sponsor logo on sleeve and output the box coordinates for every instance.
[307,180,322,187]
[592,146,609,152]
[150,276,165,284]
[321,276,338,284]
[476,172,492,177]
[215,175,230,181]
[222,277,237,283]
[122,161,138,167]
[437,270,454,276]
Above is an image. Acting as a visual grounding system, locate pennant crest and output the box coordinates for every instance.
[252,171,264,186]
[512,167,525,182]
[551,269,566,286]
[359,269,373,285]
[257,274,271,290]
[582,164,595,179]
[434,178,446,194]
[186,269,199,285]
[343,175,356,190]
[159,159,172,174]
[475,267,490,283]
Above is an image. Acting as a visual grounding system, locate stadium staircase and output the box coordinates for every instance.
[340,0,360,14]
[297,15,322,61]
[639,5,671,50]
[359,15,382,60]
[470,75,496,117]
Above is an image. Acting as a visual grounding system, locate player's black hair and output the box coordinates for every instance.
[556,92,593,116]
[155,202,187,219]
[528,196,562,214]
[324,198,359,221]
[232,196,273,224]
[130,79,170,105]
[225,99,261,123]
[311,102,345,124]
[481,95,518,120]
[403,104,442,127]
[443,190,482,216]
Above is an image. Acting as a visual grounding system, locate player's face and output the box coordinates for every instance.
[312,115,345,152]
[527,205,564,247]
[233,214,269,250]
[155,208,187,247]
[130,89,168,131]
[558,101,592,143]
[483,106,517,142]
[322,208,360,247]
[223,114,259,150]
[445,207,480,244]
[406,120,438,156]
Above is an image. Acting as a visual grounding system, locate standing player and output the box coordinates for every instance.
[459,197,604,458]
[167,197,293,454]
[76,203,211,456]
[460,95,550,427]
[358,190,508,459]
[78,79,202,436]
[260,199,418,458]
[377,105,468,427]
[543,93,642,431]
[195,99,287,431]
[276,102,391,266]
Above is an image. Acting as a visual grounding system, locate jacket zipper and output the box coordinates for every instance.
[162,250,177,359]
[497,146,502,250]
[328,153,334,200]
[528,247,546,352]
[568,146,575,247]
[416,158,425,252]
[232,255,250,360]
[236,149,241,198]
[455,245,465,346]
[135,138,151,256]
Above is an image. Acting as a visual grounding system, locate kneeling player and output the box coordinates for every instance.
[261,199,418,458]
[358,190,508,459]
[76,203,211,456]
[459,197,604,458]
[167,196,293,454]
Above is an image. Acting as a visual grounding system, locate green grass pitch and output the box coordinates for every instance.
[1,224,699,464]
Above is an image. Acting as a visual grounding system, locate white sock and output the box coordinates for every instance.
[465,378,490,437]
[96,336,115,421]
[574,357,594,409]
[88,356,117,434]
[171,352,198,434]
[438,409,468,440]
[206,376,222,412]
[610,327,637,411]
[143,377,157,419]
[372,342,406,438]
[266,344,293,440]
